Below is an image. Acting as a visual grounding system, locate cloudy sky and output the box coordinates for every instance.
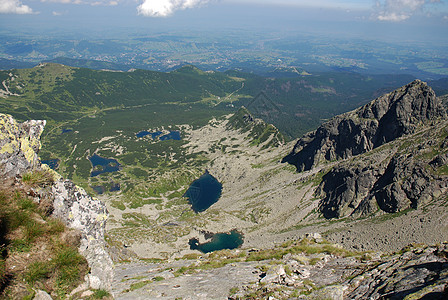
[0,0,447,43]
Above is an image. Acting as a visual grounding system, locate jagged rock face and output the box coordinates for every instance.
[316,120,448,219]
[52,180,114,290]
[284,80,446,172]
[0,113,45,176]
[316,152,390,219]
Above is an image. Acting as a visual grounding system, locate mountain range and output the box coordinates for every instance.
[0,63,448,298]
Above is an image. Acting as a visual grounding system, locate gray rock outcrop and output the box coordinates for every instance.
[118,239,447,299]
[281,80,448,219]
[0,113,113,291]
[232,242,448,299]
[283,80,446,172]
[52,179,114,290]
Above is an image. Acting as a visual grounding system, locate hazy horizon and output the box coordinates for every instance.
[0,0,447,47]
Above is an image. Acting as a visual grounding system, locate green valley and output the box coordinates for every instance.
[0,63,421,205]
[0,62,436,258]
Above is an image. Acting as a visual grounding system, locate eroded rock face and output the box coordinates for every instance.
[0,113,113,290]
[316,151,390,219]
[0,113,45,176]
[52,180,113,290]
[282,81,448,219]
[284,80,446,172]
[317,122,448,219]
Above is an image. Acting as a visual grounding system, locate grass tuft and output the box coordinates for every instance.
[25,261,51,284]
[91,289,111,299]
[22,170,55,187]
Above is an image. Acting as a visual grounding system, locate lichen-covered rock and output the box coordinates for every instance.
[0,113,113,291]
[52,179,113,290]
[283,80,446,172]
[0,113,45,176]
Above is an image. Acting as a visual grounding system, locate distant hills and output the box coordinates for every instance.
[0,62,425,139]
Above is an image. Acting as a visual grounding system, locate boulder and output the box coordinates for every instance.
[0,113,45,176]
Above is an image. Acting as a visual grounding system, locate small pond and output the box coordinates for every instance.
[159,131,181,141]
[136,130,163,139]
[189,230,244,253]
[109,182,121,192]
[41,159,59,170]
[183,170,222,212]
[61,129,73,134]
[136,130,181,141]
[91,182,120,195]
[92,185,105,195]
[89,154,121,177]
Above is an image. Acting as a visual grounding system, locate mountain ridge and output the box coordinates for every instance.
[283,79,446,172]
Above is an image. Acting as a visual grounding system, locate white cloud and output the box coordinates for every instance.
[374,0,441,22]
[377,11,410,21]
[0,0,34,14]
[138,0,210,17]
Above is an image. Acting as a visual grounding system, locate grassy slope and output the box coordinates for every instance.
[0,170,90,299]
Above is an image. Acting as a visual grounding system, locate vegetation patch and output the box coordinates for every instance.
[0,178,88,298]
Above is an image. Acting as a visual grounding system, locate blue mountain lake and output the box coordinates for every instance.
[159,131,181,141]
[41,159,59,170]
[189,230,244,253]
[136,130,181,141]
[92,186,105,195]
[89,154,121,177]
[136,130,163,139]
[184,171,222,212]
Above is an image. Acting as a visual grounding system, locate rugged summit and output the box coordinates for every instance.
[283,80,446,172]
[283,80,448,219]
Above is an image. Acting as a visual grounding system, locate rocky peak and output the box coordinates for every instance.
[302,80,448,219]
[227,106,286,149]
[283,80,446,172]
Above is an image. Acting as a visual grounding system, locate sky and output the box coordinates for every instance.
[0,0,447,43]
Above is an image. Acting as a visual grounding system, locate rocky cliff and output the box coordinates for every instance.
[283,80,446,172]
[316,126,448,218]
[227,106,286,149]
[282,80,448,219]
[0,113,113,292]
